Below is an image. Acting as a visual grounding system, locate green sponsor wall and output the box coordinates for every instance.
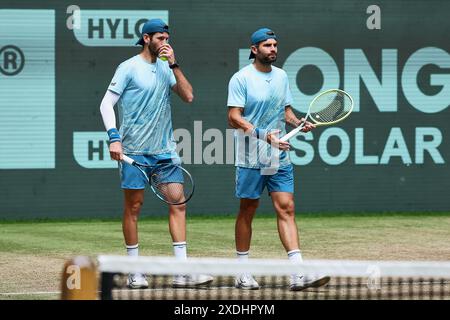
[0,0,449,219]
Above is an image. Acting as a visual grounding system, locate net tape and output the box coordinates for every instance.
[98,256,450,278]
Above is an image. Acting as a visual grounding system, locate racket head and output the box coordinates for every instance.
[308,89,353,125]
[149,161,194,205]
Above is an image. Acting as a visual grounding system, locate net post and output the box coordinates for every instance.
[355,276,362,300]
[439,278,446,300]
[100,272,115,300]
[61,256,98,300]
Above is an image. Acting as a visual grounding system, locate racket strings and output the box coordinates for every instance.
[311,93,352,123]
[150,164,193,205]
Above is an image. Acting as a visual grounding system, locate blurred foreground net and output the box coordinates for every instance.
[62,256,450,300]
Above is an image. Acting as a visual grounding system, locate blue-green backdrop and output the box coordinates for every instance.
[0,0,449,219]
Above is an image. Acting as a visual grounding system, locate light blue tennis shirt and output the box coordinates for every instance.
[227,64,293,168]
[108,55,177,156]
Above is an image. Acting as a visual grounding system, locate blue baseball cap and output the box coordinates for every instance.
[249,28,277,59]
[135,18,169,46]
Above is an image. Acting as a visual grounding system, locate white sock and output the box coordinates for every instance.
[236,250,249,262]
[236,251,251,279]
[126,244,139,257]
[173,241,187,260]
[287,249,303,263]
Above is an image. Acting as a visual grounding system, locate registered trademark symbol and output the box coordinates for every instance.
[0,45,25,76]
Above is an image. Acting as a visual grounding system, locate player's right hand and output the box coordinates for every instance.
[109,141,123,161]
[267,130,290,151]
[299,118,316,132]
[158,44,176,65]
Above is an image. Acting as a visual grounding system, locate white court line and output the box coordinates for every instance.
[0,291,61,296]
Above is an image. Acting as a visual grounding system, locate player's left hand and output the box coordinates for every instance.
[267,130,291,151]
[299,118,316,132]
[158,44,176,64]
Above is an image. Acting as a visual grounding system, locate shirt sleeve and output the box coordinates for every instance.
[107,63,131,95]
[99,90,121,131]
[169,69,177,88]
[227,74,246,108]
[283,74,293,107]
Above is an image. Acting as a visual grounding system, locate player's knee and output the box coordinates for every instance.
[241,202,259,215]
[127,201,143,216]
[277,200,295,217]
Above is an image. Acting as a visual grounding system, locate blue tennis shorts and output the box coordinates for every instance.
[119,154,183,189]
[235,164,294,199]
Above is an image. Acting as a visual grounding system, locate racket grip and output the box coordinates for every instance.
[280,125,303,142]
[122,155,135,165]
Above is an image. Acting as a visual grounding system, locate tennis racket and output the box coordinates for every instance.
[122,155,194,205]
[281,89,354,142]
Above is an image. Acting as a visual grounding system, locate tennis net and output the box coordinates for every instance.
[62,255,450,300]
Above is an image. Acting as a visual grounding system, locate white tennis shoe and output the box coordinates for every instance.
[172,274,214,288]
[127,273,149,289]
[235,274,260,290]
[289,274,330,291]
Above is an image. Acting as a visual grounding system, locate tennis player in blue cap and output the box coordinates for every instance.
[100,18,213,289]
[227,27,330,291]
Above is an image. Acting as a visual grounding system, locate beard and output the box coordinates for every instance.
[257,54,277,65]
[147,43,159,56]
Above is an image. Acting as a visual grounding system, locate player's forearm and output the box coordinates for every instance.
[100,90,120,130]
[228,110,254,133]
[228,108,272,142]
[100,90,123,145]
[173,68,194,103]
[229,117,254,133]
[285,106,302,127]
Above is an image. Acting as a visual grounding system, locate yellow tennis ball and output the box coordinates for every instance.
[160,56,168,61]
